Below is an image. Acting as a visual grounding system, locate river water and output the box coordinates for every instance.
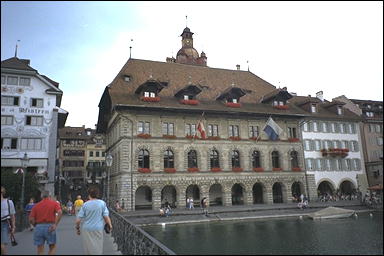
[143,211,383,255]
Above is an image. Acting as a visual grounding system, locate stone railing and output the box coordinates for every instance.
[109,210,176,255]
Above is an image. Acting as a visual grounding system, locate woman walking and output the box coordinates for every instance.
[75,187,112,255]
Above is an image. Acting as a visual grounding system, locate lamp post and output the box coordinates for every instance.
[19,152,29,211]
[105,153,113,206]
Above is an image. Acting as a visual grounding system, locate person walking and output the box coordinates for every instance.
[201,197,208,216]
[29,190,62,255]
[1,186,16,255]
[189,197,194,210]
[74,195,84,216]
[75,187,112,255]
[66,200,73,216]
[25,198,36,231]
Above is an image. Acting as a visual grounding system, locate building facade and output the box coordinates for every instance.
[57,126,106,201]
[291,94,368,199]
[1,57,67,195]
[97,27,318,211]
[334,96,383,190]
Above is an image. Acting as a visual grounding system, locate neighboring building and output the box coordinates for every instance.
[291,93,368,199]
[85,130,106,197]
[57,126,106,201]
[1,57,67,196]
[334,96,383,190]
[97,26,318,211]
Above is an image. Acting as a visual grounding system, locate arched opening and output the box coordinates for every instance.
[318,181,335,198]
[186,185,200,207]
[340,180,355,196]
[231,150,241,168]
[291,182,303,202]
[253,183,264,204]
[272,183,283,203]
[252,151,261,168]
[272,151,280,168]
[187,150,198,168]
[164,149,174,169]
[161,185,177,208]
[209,184,223,206]
[232,183,244,205]
[290,151,299,168]
[135,186,152,210]
[210,150,220,168]
[138,149,150,168]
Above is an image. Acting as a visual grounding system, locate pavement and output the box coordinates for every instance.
[6,200,379,255]
[7,214,121,255]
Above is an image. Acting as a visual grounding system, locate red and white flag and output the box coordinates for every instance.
[197,120,206,139]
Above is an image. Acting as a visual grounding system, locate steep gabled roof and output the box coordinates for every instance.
[1,57,37,72]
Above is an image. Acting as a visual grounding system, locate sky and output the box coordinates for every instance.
[1,1,383,128]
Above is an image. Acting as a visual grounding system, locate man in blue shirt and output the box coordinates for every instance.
[75,187,112,255]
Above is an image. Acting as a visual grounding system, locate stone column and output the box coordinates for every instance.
[245,190,253,205]
[152,187,162,210]
[265,184,274,204]
[223,186,232,206]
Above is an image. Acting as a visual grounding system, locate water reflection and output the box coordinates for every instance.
[144,212,383,255]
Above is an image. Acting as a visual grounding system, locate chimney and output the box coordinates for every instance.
[316,91,324,102]
[236,64,240,70]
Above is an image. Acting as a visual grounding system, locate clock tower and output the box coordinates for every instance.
[171,26,207,67]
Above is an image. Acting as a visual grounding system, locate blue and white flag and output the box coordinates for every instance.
[263,117,283,141]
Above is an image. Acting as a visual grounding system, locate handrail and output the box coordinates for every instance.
[109,209,176,255]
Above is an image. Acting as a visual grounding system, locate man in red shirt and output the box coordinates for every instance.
[29,190,62,255]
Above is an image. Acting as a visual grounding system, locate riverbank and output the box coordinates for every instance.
[121,200,380,226]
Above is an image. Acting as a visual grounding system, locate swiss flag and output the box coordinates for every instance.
[197,121,206,139]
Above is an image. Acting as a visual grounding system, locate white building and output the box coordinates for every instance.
[1,57,68,195]
[292,93,368,199]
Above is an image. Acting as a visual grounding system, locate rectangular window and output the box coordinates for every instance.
[7,76,18,85]
[162,122,174,135]
[330,123,337,133]
[31,98,44,108]
[321,122,329,133]
[229,125,239,137]
[312,121,319,132]
[1,138,18,149]
[26,116,43,126]
[288,127,297,138]
[306,159,314,171]
[337,106,343,115]
[1,75,5,84]
[137,121,150,134]
[21,138,42,150]
[185,124,196,136]
[1,115,13,125]
[19,77,31,86]
[144,92,150,97]
[96,151,100,157]
[249,125,259,138]
[150,92,155,98]
[314,140,321,151]
[1,96,19,106]
[303,122,310,132]
[208,124,219,137]
[340,123,346,133]
[377,137,383,146]
[304,140,312,151]
[89,151,94,157]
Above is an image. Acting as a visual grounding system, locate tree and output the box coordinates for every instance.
[1,168,41,209]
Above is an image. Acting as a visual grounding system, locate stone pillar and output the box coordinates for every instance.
[152,187,162,210]
[178,186,187,209]
[265,185,274,204]
[223,187,232,206]
[245,190,253,205]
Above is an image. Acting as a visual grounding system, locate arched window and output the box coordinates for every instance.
[231,150,241,168]
[187,150,198,168]
[272,151,280,168]
[252,151,261,168]
[138,149,150,168]
[210,150,220,168]
[164,149,174,168]
[290,151,299,168]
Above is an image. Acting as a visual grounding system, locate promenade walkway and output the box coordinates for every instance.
[7,215,121,255]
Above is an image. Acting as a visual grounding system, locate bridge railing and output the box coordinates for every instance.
[109,209,176,255]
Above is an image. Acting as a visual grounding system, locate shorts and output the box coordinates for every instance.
[33,224,57,246]
[1,221,10,244]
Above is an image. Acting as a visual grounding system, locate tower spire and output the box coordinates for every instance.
[14,40,20,58]
[129,39,133,59]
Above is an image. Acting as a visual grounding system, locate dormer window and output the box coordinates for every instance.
[175,84,202,105]
[311,104,317,113]
[337,106,343,115]
[217,87,246,108]
[135,79,166,103]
